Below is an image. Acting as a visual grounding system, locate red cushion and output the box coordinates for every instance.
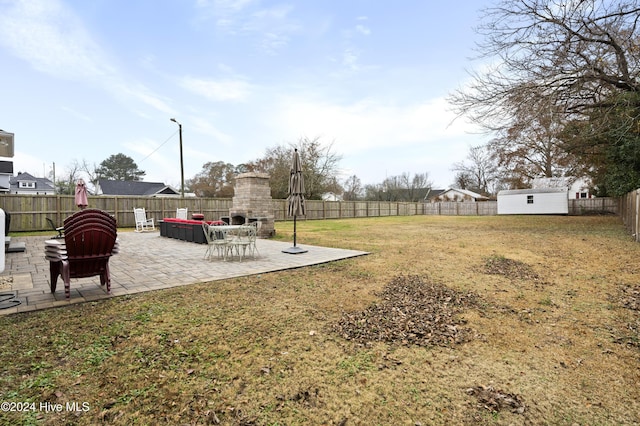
[162,218,224,225]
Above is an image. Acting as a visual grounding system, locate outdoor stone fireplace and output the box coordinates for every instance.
[229,172,275,237]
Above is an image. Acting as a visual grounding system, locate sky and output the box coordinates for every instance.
[0,0,493,191]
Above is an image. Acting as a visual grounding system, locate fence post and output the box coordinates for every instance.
[55,195,61,225]
[636,189,640,242]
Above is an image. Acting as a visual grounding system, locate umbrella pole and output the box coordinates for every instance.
[282,214,307,254]
[293,215,297,247]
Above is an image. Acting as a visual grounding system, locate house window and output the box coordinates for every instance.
[19,181,35,188]
[580,192,588,198]
[527,195,534,204]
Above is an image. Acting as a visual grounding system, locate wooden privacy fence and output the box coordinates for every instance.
[0,194,621,232]
[0,195,232,232]
[620,189,640,242]
[272,200,426,220]
[424,201,497,216]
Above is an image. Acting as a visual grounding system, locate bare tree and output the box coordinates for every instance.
[79,159,100,189]
[363,172,432,201]
[248,136,343,200]
[363,183,386,201]
[488,98,578,188]
[451,145,498,195]
[297,137,343,199]
[343,175,363,201]
[449,1,640,192]
[451,0,640,128]
[55,160,83,195]
[407,172,433,202]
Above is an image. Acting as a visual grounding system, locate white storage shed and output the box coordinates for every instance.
[497,188,569,215]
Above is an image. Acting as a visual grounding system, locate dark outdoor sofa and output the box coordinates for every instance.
[159,218,224,244]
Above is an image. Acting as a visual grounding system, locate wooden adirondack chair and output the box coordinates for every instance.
[46,217,64,239]
[49,209,117,299]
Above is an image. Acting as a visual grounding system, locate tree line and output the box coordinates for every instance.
[52,1,640,199]
[51,136,433,202]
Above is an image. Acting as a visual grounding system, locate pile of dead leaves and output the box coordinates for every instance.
[483,255,543,282]
[617,285,640,311]
[610,284,640,348]
[466,385,526,414]
[333,275,478,347]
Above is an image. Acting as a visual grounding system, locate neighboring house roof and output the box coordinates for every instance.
[425,189,445,201]
[97,179,180,197]
[9,172,55,192]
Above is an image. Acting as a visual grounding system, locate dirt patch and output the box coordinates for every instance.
[333,275,479,347]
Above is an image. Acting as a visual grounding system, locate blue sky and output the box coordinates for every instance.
[0,0,491,190]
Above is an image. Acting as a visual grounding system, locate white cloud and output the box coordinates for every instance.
[251,4,293,21]
[342,48,361,70]
[0,0,115,81]
[271,95,480,156]
[188,116,234,146]
[180,76,252,101]
[60,106,93,123]
[355,24,370,36]
[0,0,178,117]
[259,32,290,55]
[196,0,298,53]
[12,151,50,177]
[116,83,176,114]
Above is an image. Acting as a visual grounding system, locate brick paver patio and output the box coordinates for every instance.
[0,231,368,315]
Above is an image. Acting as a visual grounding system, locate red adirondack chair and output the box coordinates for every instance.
[49,209,117,299]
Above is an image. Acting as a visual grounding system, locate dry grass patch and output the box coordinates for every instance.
[1,215,640,425]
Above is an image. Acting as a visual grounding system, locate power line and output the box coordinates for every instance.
[139,129,179,163]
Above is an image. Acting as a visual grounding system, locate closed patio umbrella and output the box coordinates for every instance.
[75,179,88,209]
[282,148,308,254]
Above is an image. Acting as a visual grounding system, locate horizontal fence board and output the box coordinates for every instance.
[0,194,621,232]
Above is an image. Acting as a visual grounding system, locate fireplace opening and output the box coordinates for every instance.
[231,214,246,225]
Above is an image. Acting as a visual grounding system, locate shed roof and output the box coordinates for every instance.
[498,188,568,196]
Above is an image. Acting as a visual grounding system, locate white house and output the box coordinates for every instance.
[432,188,489,202]
[9,172,55,195]
[321,192,343,202]
[497,188,569,215]
[0,161,13,193]
[532,176,592,199]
